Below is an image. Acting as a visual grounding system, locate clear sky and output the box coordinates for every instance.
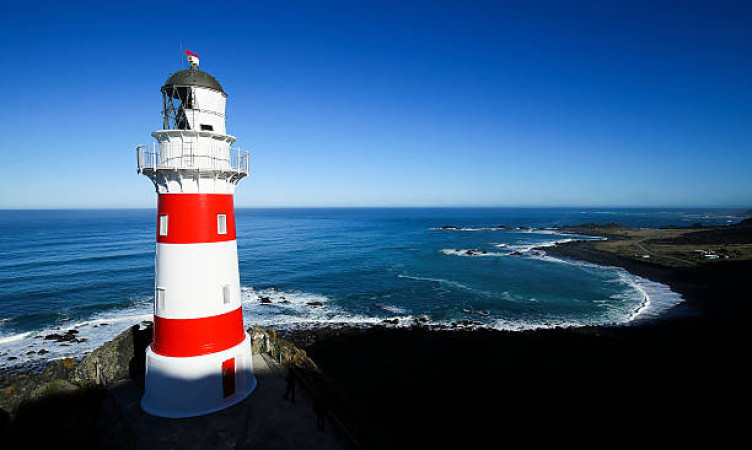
[1,0,750,208]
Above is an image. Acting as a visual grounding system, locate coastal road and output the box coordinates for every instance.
[633,237,694,267]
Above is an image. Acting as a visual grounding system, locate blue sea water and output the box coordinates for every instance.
[0,207,743,369]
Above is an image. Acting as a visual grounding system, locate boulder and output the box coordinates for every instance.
[74,324,152,385]
[44,329,82,343]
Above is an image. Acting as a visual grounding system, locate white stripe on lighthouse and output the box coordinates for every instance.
[155,241,242,320]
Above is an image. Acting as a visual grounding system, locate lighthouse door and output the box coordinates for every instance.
[222,358,236,398]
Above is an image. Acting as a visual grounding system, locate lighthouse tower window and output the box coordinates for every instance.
[162,86,194,130]
[200,124,214,131]
[159,215,169,236]
[217,214,227,235]
[222,285,231,305]
[156,288,166,313]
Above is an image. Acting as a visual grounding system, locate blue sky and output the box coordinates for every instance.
[0,0,750,208]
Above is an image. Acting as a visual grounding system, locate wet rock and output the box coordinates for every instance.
[259,296,273,304]
[38,349,49,355]
[307,301,324,307]
[382,318,399,325]
[44,329,84,343]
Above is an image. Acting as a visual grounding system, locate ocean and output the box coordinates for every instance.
[0,207,742,370]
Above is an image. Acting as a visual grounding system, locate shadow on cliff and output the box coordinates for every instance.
[298,320,746,449]
[1,324,153,449]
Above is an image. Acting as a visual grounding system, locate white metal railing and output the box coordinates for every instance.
[136,142,249,174]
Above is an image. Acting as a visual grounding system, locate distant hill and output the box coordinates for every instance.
[652,218,752,245]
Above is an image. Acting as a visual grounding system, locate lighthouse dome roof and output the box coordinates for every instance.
[162,68,226,95]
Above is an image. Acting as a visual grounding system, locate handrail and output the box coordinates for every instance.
[136,142,250,175]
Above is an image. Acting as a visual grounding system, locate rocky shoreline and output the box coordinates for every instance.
[0,325,327,448]
[2,221,748,448]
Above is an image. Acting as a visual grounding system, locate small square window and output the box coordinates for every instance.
[159,215,168,236]
[217,214,227,235]
[200,124,214,131]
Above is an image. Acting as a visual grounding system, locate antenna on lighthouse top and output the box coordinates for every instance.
[186,50,200,70]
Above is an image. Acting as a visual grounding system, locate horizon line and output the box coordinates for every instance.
[1,205,750,211]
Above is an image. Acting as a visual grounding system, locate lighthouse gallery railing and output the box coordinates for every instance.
[136,143,250,175]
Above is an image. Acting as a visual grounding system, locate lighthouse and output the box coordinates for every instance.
[136,51,256,418]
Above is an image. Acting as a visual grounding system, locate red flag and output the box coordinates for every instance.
[186,50,199,58]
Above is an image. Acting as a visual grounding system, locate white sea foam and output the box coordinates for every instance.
[239,287,414,329]
[0,300,154,371]
[440,249,510,257]
[397,275,515,305]
[437,226,684,327]
[430,226,534,232]
[528,252,684,323]
[379,304,408,315]
[502,232,604,255]
[0,332,32,346]
[430,227,504,231]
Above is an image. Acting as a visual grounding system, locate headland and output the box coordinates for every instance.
[1,219,749,448]
[280,218,751,447]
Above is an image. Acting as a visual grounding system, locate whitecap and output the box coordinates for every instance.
[439,249,510,257]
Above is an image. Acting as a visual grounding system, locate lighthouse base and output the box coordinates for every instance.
[141,333,256,418]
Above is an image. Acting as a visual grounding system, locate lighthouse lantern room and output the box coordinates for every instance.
[136,51,255,418]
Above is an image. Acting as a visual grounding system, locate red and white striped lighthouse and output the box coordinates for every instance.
[136,51,255,417]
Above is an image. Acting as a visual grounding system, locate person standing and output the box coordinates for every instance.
[284,368,296,403]
[314,397,327,432]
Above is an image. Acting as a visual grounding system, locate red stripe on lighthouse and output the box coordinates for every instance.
[157,194,236,243]
[151,308,246,357]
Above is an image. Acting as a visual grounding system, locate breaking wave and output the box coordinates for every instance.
[0,299,153,371]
